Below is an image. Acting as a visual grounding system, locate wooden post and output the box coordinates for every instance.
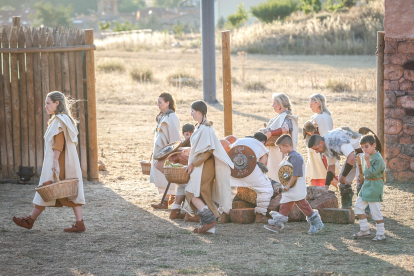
[54,31,63,92]
[222,30,232,136]
[40,29,50,133]
[18,27,29,167]
[25,29,36,169]
[47,32,56,91]
[84,29,99,181]
[376,31,385,160]
[12,16,20,29]
[0,35,7,176]
[60,33,71,96]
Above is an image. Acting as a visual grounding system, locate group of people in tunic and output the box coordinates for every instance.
[11,89,386,241]
[149,92,386,240]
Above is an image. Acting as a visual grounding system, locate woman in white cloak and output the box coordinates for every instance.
[305,94,339,187]
[13,91,86,232]
[263,93,299,182]
[185,101,234,234]
[150,92,181,209]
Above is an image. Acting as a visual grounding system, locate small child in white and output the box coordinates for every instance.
[264,134,324,234]
[353,134,386,241]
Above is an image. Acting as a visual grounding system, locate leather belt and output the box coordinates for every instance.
[365,178,381,181]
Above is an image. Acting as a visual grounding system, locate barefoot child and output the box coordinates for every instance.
[13,91,85,232]
[353,134,386,241]
[264,134,324,234]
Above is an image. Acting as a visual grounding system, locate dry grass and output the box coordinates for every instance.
[96,58,126,73]
[130,66,153,82]
[1,51,413,276]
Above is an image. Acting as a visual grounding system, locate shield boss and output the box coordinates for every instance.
[227,145,257,178]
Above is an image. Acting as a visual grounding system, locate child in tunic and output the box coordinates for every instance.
[13,91,85,232]
[264,135,324,234]
[353,134,386,241]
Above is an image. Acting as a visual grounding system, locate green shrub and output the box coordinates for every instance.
[300,0,322,14]
[130,66,153,82]
[227,3,249,28]
[96,58,126,73]
[250,0,297,23]
[326,78,351,92]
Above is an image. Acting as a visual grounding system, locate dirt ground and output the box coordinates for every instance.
[1,52,413,276]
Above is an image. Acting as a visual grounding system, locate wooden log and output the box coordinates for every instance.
[229,208,256,224]
[236,187,257,205]
[319,208,355,224]
[376,31,385,178]
[18,27,28,167]
[0,35,7,177]
[222,30,232,136]
[232,199,256,209]
[47,32,56,91]
[85,30,99,181]
[2,28,14,176]
[75,30,87,178]
[40,29,50,133]
[32,29,43,175]
[60,33,70,96]
[25,29,36,169]
[54,32,62,92]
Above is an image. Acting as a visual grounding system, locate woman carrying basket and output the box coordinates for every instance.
[185,101,234,234]
[13,91,85,232]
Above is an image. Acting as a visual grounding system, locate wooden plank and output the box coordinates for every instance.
[377,31,385,160]
[40,29,50,133]
[68,30,77,103]
[47,32,56,91]
[75,30,87,178]
[18,27,28,167]
[85,30,98,181]
[0,45,96,54]
[0,35,7,177]
[25,29,36,169]
[2,28,14,177]
[60,33,70,96]
[222,30,232,136]
[32,29,43,175]
[54,32,62,92]
[12,16,20,29]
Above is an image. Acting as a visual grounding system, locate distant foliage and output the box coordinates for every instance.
[324,0,355,12]
[99,21,111,31]
[153,0,181,8]
[227,3,249,28]
[250,0,298,23]
[32,1,73,27]
[113,21,137,32]
[300,0,322,14]
[118,0,146,13]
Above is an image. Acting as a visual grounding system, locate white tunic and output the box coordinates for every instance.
[185,123,234,210]
[279,155,307,203]
[266,111,299,182]
[33,114,85,206]
[230,138,271,189]
[149,111,181,192]
[305,112,334,180]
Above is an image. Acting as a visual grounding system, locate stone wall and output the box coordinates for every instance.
[384,38,414,183]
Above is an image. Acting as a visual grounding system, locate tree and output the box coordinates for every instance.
[99,21,111,31]
[300,0,321,14]
[251,0,297,23]
[33,1,73,27]
[153,0,182,9]
[227,3,249,28]
[118,0,146,13]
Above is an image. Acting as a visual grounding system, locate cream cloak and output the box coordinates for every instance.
[33,114,85,206]
[230,138,271,189]
[185,123,234,210]
[149,111,181,194]
[266,111,299,182]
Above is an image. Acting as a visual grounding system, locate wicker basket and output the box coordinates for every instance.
[265,135,279,147]
[35,173,78,202]
[140,161,151,175]
[163,152,190,184]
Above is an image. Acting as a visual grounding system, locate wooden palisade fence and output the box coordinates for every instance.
[0,16,98,181]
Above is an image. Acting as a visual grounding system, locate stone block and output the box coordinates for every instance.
[229,208,256,224]
[385,65,404,80]
[309,193,339,210]
[306,186,335,200]
[384,40,398,54]
[384,118,403,135]
[385,80,399,91]
[236,187,257,205]
[411,158,414,171]
[232,200,256,209]
[395,171,414,183]
[399,134,413,144]
[385,169,395,182]
[385,108,406,119]
[385,144,401,158]
[397,96,414,108]
[384,54,392,64]
[398,42,414,54]
[319,208,355,224]
[384,91,397,107]
[218,213,231,223]
[402,144,414,157]
[405,70,414,82]
[400,80,414,91]
[388,157,410,171]
[385,134,399,144]
[268,193,282,212]
[288,204,306,222]
[403,123,414,135]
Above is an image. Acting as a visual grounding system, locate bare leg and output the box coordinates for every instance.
[174,195,185,205]
[30,205,45,220]
[73,206,83,221]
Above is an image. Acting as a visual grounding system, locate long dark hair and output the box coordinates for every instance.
[159,92,176,111]
[191,100,207,117]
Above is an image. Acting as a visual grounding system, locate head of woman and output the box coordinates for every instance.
[191,100,207,124]
[272,93,292,114]
[45,91,77,125]
[157,92,176,113]
[309,93,331,115]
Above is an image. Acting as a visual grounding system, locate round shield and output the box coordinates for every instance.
[358,127,382,153]
[154,141,181,160]
[227,145,257,178]
[278,165,297,188]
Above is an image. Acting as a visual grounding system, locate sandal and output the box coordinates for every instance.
[372,235,386,241]
[353,230,371,238]
[193,221,217,234]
